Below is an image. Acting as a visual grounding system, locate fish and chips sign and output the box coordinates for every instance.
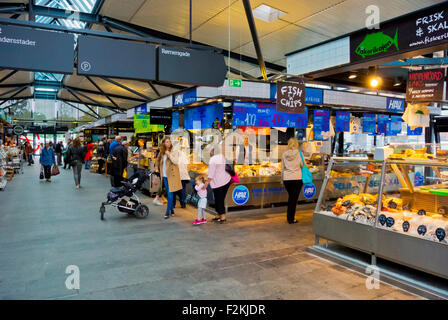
[276,81,305,114]
[350,4,448,63]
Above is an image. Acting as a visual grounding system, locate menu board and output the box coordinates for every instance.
[336,111,350,132]
[388,115,402,136]
[313,110,330,140]
[134,114,151,134]
[233,102,308,129]
[377,114,389,134]
[406,68,445,102]
[363,113,376,134]
[184,104,223,130]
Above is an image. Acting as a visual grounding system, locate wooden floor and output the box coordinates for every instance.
[0,163,422,300]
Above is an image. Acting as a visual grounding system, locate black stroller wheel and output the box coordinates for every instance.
[135,204,149,219]
[100,204,106,220]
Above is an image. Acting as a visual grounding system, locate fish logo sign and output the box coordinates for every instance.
[355,29,399,58]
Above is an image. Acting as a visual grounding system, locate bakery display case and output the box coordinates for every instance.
[313,156,448,280]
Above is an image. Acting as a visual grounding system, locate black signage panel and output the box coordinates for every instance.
[0,25,74,73]
[350,3,448,63]
[276,81,305,114]
[150,109,172,125]
[77,35,156,81]
[406,68,445,102]
[158,46,226,86]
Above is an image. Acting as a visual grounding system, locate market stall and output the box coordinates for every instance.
[311,146,448,282]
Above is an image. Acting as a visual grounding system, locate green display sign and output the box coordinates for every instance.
[134,114,151,133]
[229,78,242,88]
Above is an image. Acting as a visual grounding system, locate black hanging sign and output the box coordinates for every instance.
[77,35,156,81]
[150,109,172,125]
[276,81,305,114]
[350,3,448,63]
[406,68,445,102]
[157,46,227,86]
[0,24,74,73]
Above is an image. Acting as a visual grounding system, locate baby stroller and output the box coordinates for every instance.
[100,170,153,220]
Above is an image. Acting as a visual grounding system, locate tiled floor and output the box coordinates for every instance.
[0,163,422,300]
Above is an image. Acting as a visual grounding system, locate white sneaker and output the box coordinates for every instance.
[153,199,163,206]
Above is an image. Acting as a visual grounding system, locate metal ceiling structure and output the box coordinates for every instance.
[0,0,446,115]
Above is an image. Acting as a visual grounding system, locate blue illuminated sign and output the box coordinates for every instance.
[135,104,147,115]
[233,102,308,128]
[232,185,250,205]
[363,113,376,134]
[173,88,197,106]
[386,98,405,113]
[303,183,316,199]
[336,111,350,132]
[184,104,223,130]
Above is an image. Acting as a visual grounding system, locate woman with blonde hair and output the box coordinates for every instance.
[156,137,182,219]
[281,137,304,224]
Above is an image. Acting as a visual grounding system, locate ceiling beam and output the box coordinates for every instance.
[0,86,28,107]
[147,81,160,97]
[0,84,29,98]
[61,100,99,119]
[101,77,152,101]
[85,76,120,109]
[63,85,146,103]
[0,3,26,13]
[241,0,267,81]
[0,70,18,83]
[64,87,101,118]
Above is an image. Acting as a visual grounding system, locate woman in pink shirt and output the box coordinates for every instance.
[204,145,231,223]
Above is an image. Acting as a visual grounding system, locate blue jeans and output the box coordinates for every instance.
[84,160,89,169]
[163,177,174,214]
[173,180,189,208]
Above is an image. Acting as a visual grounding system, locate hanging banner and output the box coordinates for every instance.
[77,35,156,81]
[377,114,389,134]
[313,110,330,140]
[336,111,350,132]
[233,102,308,128]
[350,3,448,63]
[172,111,179,131]
[158,46,226,86]
[362,113,376,133]
[276,82,306,114]
[134,114,151,134]
[406,68,445,102]
[173,88,197,106]
[0,24,74,73]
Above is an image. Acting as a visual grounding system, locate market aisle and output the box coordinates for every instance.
[0,163,422,300]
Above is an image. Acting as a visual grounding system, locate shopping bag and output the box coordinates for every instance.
[122,168,128,179]
[39,166,44,180]
[299,151,313,185]
[51,164,60,176]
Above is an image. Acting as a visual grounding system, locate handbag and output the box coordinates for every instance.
[299,151,313,185]
[39,165,44,180]
[51,164,60,176]
[230,172,240,184]
[225,163,236,177]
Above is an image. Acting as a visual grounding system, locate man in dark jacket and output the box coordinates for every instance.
[54,141,64,166]
[111,140,129,187]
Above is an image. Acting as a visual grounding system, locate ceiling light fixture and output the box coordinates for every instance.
[348,73,357,79]
[253,4,286,22]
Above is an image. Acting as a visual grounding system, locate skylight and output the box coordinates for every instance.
[34,0,97,14]
[252,4,286,23]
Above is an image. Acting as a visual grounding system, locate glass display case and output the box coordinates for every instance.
[313,156,448,280]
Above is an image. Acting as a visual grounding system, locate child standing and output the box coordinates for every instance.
[193,176,208,225]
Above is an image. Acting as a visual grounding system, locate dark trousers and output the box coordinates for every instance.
[98,159,105,174]
[111,174,123,188]
[43,165,52,180]
[283,180,303,223]
[56,152,62,166]
[212,182,230,215]
[173,180,189,208]
[27,154,33,165]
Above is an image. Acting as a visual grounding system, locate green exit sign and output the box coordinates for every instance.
[229,79,242,87]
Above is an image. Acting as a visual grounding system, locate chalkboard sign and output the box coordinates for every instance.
[233,102,308,129]
[406,68,445,102]
[362,113,376,134]
[336,111,350,132]
[276,82,305,114]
